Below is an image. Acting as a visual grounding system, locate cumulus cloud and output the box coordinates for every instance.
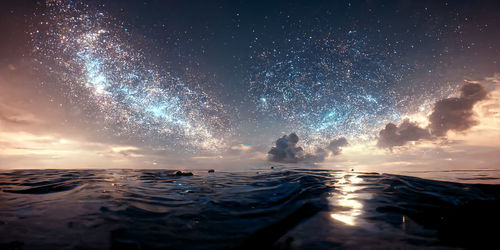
[428,83,488,136]
[327,137,349,155]
[377,119,431,148]
[268,133,304,163]
[268,133,348,163]
[304,147,329,162]
[377,83,488,148]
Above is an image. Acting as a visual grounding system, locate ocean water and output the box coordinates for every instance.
[1,167,499,249]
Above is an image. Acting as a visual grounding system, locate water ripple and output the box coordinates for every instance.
[0,169,499,249]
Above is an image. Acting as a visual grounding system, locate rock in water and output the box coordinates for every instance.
[172,171,193,176]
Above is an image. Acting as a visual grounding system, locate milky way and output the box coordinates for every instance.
[28,0,487,152]
[31,0,233,152]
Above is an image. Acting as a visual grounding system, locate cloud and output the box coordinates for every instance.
[229,143,252,152]
[268,133,304,163]
[327,137,349,155]
[428,83,488,136]
[377,119,431,148]
[0,103,41,126]
[110,146,144,158]
[303,147,329,162]
[267,133,348,163]
[377,83,488,148]
[0,130,154,169]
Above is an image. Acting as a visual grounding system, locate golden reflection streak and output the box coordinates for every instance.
[330,172,364,226]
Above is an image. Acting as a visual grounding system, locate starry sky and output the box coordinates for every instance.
[1,0,500,176]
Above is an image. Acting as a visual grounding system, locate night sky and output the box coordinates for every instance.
[1,0,500,172]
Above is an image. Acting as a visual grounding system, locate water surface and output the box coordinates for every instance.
[1,167,499,249]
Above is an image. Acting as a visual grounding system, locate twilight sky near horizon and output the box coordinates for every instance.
[1,0,500,176]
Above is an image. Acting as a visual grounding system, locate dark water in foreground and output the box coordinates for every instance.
[1,168,500,249]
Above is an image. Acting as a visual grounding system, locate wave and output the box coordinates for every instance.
[0,168,499,249]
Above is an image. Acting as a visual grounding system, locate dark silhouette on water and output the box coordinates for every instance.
[171,171,193,176]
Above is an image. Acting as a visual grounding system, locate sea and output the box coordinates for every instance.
[1,166,500,249]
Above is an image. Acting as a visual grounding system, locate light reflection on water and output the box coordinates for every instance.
[329,172,368,226]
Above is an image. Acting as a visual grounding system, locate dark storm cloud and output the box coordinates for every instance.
[327,137,349,155]
[268,133,304,163]
[268,133,348,163]
[428,83,488,136]
[377,83,488,148]
[377,119,431,148]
